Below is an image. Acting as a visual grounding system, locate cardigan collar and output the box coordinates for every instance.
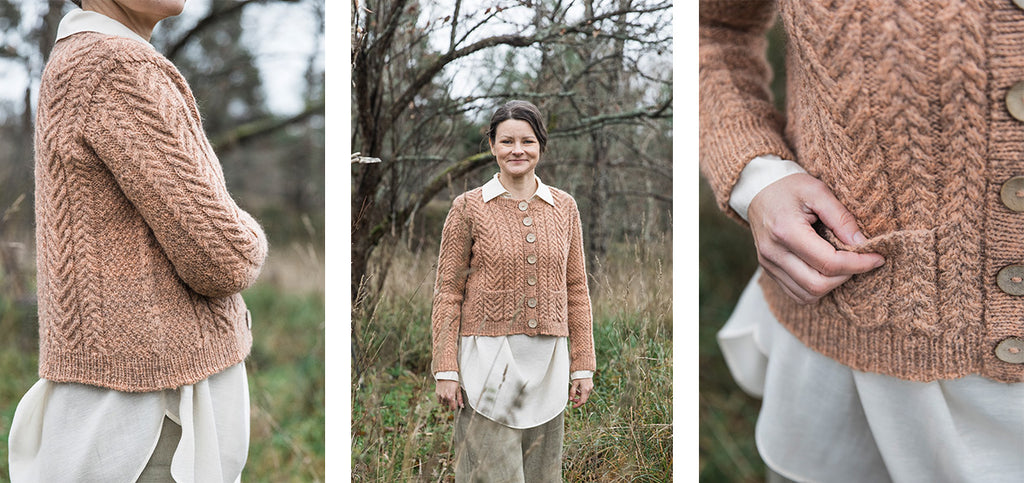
[481,173,555,206]
[56,8,151,47]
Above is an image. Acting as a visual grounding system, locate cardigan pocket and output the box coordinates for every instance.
[477,289,521,329]
[546,289,568,327]
[817,223,943,335]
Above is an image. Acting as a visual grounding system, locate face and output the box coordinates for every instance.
[489,119,541,179]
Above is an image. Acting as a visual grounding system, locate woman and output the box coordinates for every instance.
[9,0,267,481]
[701,1,1024,481]
[431,100,596,482]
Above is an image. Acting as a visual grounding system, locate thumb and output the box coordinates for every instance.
[806,190,867,246]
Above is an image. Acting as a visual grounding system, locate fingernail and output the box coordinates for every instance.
[874,257,885,268]
[853,231,867,245]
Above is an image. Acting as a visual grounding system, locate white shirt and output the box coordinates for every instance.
[435,173,593,429]
[8,10,249,483]
[720,156,1024,482]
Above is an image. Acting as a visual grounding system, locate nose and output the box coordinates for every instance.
[512,142,525,154]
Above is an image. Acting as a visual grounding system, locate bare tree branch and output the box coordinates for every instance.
[386,2,671,129]
[607,190,672,204]
[551,96,672,137]
[210,100,325,152]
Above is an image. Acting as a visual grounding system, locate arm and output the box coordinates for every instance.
[699,0,794,221]
[566,199,596,373]
[431,196,472,411]
[84,61,267,298]
[431,195,472,376]
[701,5,884,303]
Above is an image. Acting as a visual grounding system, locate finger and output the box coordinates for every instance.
[767,221,884,277]
[771,251,857,298]
[804,188,867,246]
[575,386,592,408]
[759,255,823,304]
[456,388,464,409]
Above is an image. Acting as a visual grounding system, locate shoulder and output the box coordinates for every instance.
[445,188,483,220]
[548,186,580,211]
[53,32,169,73]
[452,187,484,207]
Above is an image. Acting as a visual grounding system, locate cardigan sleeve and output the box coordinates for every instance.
[431,194,473,375]
[699,0,795,222]
[83,60,268,298]
[566,197,596,373]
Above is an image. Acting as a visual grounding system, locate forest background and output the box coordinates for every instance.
[698,20,791,482]
[0,0,326,480]
[349,0,674,480]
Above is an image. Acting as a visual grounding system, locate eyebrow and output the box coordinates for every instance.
[498,134,536,139]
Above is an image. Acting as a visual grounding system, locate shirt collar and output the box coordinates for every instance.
[56,8,151,47]
[481,173,555,206]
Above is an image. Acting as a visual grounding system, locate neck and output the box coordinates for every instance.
[498,172,538,200]
[82,1,157,40]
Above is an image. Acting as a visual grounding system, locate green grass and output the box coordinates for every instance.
[352,238,672,481]
[0,265,325,481]
[698,178,767,482]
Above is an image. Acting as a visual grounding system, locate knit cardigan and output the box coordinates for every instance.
[34,32,268,392]
[430,186,596,375]
[701,0,1024,383]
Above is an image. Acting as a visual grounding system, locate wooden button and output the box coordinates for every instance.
[1007,81,1024,122]
[997,265,1024,295]
[1001,176,1024,212]
[518,201,529,211]
[995,337,1024,364]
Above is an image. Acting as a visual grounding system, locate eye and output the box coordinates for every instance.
[523,139,535,144]
[501,140,513,144]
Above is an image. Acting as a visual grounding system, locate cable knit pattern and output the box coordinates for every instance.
[431,187,596,375]
[34,32,268,391]
[700,0,1024,382]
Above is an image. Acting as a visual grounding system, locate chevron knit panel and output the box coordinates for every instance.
[700,0,1024,382]
[430,187,596,375]
[34,32,268,392]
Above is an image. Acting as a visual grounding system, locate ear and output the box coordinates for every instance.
[487,138,495,155]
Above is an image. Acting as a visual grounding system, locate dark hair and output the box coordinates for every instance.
[71,0,82,6]
[487,100,548,153]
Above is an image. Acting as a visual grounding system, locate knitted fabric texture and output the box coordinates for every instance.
[34,32,268,392]
[431,186,596,375]
[700,0,1024,383]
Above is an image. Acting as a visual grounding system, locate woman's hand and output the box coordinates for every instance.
[569,378,594,408]
[436,380,463,411]
[747,173,885,304]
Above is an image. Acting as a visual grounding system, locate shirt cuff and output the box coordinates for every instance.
[728,154,807,221]
[434,371,459,382]
[570,370,594,380]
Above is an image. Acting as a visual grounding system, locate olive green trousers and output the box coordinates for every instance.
[453,402,563,483]
[136,416,179,483]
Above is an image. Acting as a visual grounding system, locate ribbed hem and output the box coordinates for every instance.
[756,275,1024,382]
[39,334,251,392]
